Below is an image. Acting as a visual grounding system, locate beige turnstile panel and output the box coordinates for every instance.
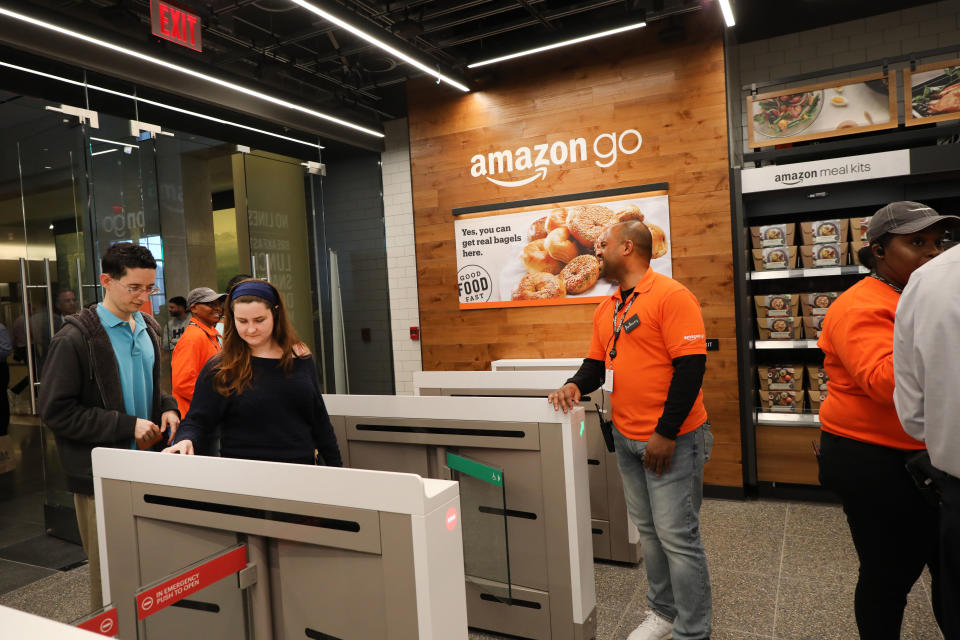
[135,519,246,640]
[590,520,610,560]
[272,539,388,639]
[465,578,551,640]
[347,440,430,477]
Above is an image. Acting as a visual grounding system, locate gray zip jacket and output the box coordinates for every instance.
[38,304,178,495]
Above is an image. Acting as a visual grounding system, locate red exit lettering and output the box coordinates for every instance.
[151,1,202,52]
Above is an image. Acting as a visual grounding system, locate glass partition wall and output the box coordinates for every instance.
[0,84,345,550]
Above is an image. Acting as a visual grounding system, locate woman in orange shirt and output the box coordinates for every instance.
[818,202,958,639]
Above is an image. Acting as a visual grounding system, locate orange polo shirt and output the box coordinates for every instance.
[587,268,708,441]
[171,319,222,418]
[818,276,924,450]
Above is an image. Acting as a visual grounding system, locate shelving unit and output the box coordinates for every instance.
[733,141,960,497]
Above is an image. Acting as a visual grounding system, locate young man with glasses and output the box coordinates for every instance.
[39,242,179,612]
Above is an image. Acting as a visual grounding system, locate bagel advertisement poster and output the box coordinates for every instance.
[454,191,671,309]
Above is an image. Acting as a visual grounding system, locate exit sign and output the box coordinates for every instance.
[150,1,202,52]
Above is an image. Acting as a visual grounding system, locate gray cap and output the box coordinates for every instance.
[186,287,227,309]
[867,201,960,243]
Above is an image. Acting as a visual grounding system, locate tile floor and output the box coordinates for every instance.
[0,496,944,639]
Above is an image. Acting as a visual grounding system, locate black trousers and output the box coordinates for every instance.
[819,431,942,639]
[940,473,960,640]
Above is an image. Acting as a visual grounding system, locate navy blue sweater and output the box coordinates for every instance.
[175,355,342,466]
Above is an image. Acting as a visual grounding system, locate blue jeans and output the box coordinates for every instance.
[613,423,713,640]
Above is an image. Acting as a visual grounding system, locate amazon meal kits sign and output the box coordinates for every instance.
[741,149,910,193]
[455,191,671,310]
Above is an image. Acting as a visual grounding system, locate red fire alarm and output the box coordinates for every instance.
[410,326,420,341]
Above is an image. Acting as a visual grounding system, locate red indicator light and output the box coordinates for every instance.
[446,507,458,531]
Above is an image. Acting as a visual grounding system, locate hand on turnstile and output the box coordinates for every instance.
[548,382,581,413]
[162,440,195,455]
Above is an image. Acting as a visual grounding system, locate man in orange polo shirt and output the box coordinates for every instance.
[172,287,226,435]
[550,221,712,640]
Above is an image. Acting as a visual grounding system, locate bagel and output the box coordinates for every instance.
[646,222,668,259]
[612,204,644,223]
[546,208,568,231]
[544,227,579,263]
[560,255,600,294]
[520,239,563,274]
[566,204,614,247]
[528,216,548,241]
[512,272,566,301]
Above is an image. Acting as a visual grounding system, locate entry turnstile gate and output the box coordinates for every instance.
[413,370,641,566]
[92,448,466,639]
[323,394,597,640]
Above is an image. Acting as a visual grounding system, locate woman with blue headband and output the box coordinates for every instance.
[164,279,342,467]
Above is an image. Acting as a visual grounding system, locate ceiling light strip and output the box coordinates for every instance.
[0,60,324,149]
[287,0,470,92]
[90,148,118,156]
[0,5,383,138]
[467,21,647,68]
[718,0,735,27]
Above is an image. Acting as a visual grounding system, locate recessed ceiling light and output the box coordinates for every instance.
[718,0,735,27]
[0,6,383,138]
[49,224,54,229]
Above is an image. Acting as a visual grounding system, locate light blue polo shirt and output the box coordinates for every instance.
[96,304,155,448]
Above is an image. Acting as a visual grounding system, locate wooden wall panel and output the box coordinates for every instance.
[407,11,742,486]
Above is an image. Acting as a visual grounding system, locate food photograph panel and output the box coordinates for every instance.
[454,191,671,309]
[905,60,960,126]
[746,73,897,148]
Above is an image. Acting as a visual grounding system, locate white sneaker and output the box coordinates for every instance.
[626,611,673,640]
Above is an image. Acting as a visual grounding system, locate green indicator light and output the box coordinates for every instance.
[580,421,585,437]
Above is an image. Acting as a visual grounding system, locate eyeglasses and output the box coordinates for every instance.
[118,283,160,296]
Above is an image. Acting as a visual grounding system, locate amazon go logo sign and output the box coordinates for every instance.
[469,129,642,188]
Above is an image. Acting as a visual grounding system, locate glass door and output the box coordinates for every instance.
[13,109,92,542]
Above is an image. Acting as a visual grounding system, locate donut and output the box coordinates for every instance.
[566,205,614,247]
[546,208,568,231]
[512,272,566,301]
[528,216,548,241]
[612,204,644,223]
[560,255,600,294]
[544,227,579,263]
[646,222,668,259]
[520,239,563,274]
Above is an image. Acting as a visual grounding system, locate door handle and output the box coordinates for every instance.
[18,257,54,415]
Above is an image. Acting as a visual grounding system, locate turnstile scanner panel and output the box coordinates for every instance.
[323,394,597,640]
[414,370,641,566]
[490,358,584,371]
[92,448,466,640]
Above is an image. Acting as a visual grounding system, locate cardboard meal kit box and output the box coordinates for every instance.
[800,219,849,245]
[757,364,804,391]
[850,217,871,243]
[806,364,828,391]
[808,390,827,412]
[754,294,801,318]
[752,247,797,271]
[800,243,848,268]
[756,316,803,340]
[851,239,868,266]
[802,315,826,338]
[799,292,839,316]
[760,390,804,413]
[750,223,796,249]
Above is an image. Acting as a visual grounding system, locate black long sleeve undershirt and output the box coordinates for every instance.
[566,354,706,440]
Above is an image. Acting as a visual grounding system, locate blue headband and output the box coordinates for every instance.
[230,281,278,305]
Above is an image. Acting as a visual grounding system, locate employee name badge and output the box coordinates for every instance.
[603,369,614,393]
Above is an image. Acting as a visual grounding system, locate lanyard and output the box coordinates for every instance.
[609,292,638,361]
[191,319,222,350]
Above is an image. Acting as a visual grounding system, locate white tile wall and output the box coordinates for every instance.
[380,118,422,395]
